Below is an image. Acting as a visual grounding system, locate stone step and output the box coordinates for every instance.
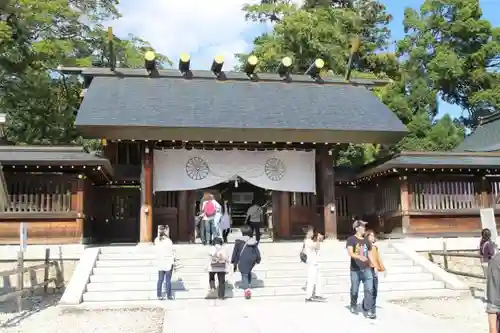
[97,244,398,255]
[86,277,440,292]
[90,271,433,284]
[82,280,446,301]
[98,252,405,262]
[92,264,423,277]
[94,259,414,270]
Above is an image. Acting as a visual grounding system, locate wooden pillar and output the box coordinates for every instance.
[279,191,291,238]
[400,176,410,234]
[177,191,188,242]
[480,175,491,208]
[71,176,85,243]
[317,146,337,239]
[140,143,154,242]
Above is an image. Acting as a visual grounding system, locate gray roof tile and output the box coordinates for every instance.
[455,112,500,152]
[75,76,407,142]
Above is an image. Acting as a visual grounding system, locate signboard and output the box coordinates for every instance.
[20,222,28,251]
[480,208,497,244]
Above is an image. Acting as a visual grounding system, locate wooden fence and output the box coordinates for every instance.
[4,174,74,213]
[409,179,478,210]
[0,249,62,312]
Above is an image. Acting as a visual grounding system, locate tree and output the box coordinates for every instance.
[238,0,397,78]
[238,0,467,164]
[397,0,500,128]
[0,0,170,146]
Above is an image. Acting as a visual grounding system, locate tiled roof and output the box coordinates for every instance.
[455,112,500,152]
[74,69,408,143]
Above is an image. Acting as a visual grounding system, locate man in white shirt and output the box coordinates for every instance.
[246,201,262,243]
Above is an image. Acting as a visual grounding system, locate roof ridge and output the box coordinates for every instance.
[479,111,500,126]
[58,67,390,88]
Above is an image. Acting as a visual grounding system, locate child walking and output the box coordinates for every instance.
[366,230,385,314]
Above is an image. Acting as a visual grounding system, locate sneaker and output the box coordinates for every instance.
[167,296,174,300]
[244,288,252,299]
[349,305,358,314]
[366,311,376,319]
[313,296,327,302]
[157,297,165,301]
[305,297,322,303]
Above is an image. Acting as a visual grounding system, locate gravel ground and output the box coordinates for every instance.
[390,296,487,332]
[0,292,165,333]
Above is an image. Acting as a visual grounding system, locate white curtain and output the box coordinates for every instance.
[153,149,315,193]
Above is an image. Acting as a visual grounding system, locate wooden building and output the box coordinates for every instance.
[342,151,500,237]
[66,66,407,244]
[2,65,498,245]
[0,146,112,244]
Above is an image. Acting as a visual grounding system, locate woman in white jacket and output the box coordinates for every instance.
[303,226,326,303]
[155,226,176,300]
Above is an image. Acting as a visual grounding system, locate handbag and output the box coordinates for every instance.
[210,249,227,270]
[300,242,307,263]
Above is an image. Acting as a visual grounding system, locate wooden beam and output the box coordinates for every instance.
[279,191,290,238]
[400,177,410,234]
[74,178,84,243]
[140,143,154,242]
[317,146,337,239]
[177,191,188,242]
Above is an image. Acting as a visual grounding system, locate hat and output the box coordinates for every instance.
[352,220,368,229]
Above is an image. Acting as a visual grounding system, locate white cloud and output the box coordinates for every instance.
[110,0,266,70]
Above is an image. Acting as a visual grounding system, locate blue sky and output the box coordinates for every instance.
[111,0,498,120]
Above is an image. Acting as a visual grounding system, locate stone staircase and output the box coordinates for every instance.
[79,241,464,303]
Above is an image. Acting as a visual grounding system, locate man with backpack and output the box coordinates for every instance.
[231,225,261,299]
[245,201,263,243]
[200,192,222,245]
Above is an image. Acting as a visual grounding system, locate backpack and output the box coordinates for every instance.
[204,200,216,218]
[211,248,227,270]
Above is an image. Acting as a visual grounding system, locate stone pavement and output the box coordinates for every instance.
[163,298,480,333]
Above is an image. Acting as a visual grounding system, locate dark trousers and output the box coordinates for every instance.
[240,272,252,289]
[157,269,172,298]
[222,228,230,243]
[249,222,261,243]
[350,268,374,311]
[209,272,226,298]
[372,268,378,310]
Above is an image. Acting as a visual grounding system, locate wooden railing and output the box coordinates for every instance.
[5,174,73,213]
[0,249,62,312]
[491,179,500,207]
[409,179,478,210]
[427,243,484,279]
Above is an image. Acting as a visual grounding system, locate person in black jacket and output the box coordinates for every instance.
[486,250,500,333]
[231,225,261,293]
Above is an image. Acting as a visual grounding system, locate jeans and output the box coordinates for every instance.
[240,272,252,289]
[209,272,226,298]
[201,219,214,244]
[372,268,378,310]
[306,264,322,298]
[157,269,172,298]
[249,222,261,243]
[350,268,374,311]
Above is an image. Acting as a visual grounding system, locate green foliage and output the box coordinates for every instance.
[397,0,500,127]
[0,0,170,148]
[239,0,478,165]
